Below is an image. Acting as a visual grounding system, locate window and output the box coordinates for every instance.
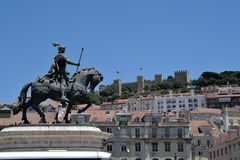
[107,144,112,152]
[177,128,183,138]
[207,140,211,146]
[165,128,170,138]
[199,151,203,156]
[135,142,141,152]
[152,128,157,138]
[134,117,141,122]
[152,142,158,152]
[197,140,201,146]
[164,142,171,152]
[121,144,127,152]
[233,143,236,152]
[210,152,212,159]
[178,142,184,152]
[217,150,219,157]
[106,127,113,133]
[106,118,112,122]
[152,117,158,125]
[225,146,228,154]
[135,128,141,138]
[221,148,223,156]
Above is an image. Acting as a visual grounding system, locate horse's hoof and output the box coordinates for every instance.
[64,120,70,124]
[39,118,47,124]
[39,121,47,124]
[22,120,30,124]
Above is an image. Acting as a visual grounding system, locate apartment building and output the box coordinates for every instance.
[208,130,240,160]
[70,108,193,160]
[100,90,206,114]
[154,91,206,113]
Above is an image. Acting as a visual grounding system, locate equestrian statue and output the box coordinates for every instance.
[12,43,103,124]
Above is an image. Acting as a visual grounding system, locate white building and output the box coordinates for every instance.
[100,90,206,113]
[154,90,206,113]
[127,97,155,111]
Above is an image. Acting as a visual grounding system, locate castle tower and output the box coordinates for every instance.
[154,74,162,84]
[113,79,122,96]
[174,70,190,83]
[137,76,144,93]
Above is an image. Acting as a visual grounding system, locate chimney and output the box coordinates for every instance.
[223,107,229,132]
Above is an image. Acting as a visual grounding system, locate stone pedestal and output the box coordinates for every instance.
[0,125,111,152]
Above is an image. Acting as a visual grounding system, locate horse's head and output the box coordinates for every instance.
[73,68,103,92]
[89,71,103,92]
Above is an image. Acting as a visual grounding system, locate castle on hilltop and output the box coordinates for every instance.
[100,70,190,96]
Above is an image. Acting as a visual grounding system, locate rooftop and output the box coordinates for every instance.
[191,108,222,114]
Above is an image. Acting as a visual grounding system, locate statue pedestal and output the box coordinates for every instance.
[0,125,111,152]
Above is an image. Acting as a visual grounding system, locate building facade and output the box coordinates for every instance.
[154,91,206,113]
[70,109,193,160]
[208,130,240,160]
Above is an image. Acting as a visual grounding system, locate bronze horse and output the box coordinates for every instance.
[13,68,103,124]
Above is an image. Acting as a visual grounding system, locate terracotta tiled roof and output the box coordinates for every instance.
[77,104,101,110]
[191,108,222,114]
[130,110,150,121]
[227,106,240,112]
[87,109,116,122]
[214,130,238,145]
[82,108,150,122]
[207,93,240,98]
[0,112,56,125]
[190,120,212,134]
[101,99,128,106]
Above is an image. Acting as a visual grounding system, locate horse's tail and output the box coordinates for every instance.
[13,82,32,115]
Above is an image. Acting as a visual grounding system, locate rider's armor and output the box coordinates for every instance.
[54,47,79,103]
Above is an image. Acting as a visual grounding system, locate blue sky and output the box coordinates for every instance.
[0,0,240,103]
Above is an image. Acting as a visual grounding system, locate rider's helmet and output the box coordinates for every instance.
[58,45,66,53]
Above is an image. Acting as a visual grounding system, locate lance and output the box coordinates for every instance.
[76,48,84,72]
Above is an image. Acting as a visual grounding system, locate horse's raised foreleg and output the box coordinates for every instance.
[77,102,92,113]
